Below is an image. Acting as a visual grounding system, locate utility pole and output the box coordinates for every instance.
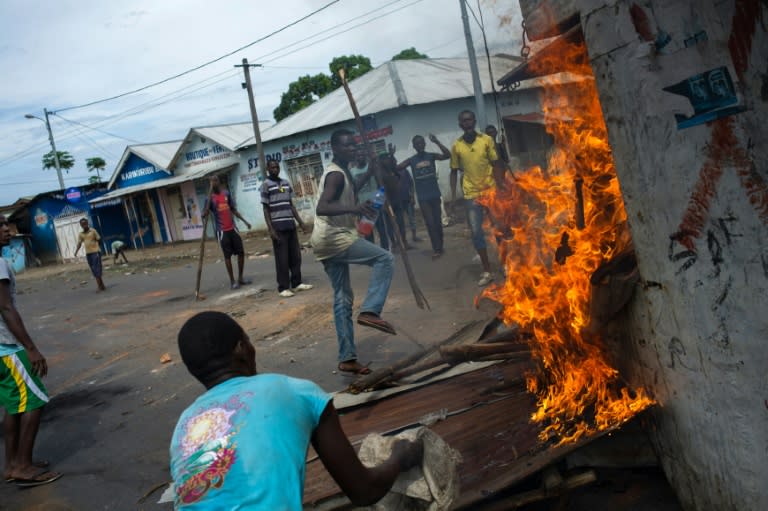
[25,108,65,189]
[235,58,267,176]
[459,0,487,129]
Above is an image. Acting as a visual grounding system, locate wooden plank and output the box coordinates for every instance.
[303,361,531,506]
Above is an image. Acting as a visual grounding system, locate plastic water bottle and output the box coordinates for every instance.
[357,187,385,236]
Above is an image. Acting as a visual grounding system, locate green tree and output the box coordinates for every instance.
[42,150,75,173]
[392,47,428,60]
[86,156,107,184]
[329,55,373,89]
[273,73,334,122]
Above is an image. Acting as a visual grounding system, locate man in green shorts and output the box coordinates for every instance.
[0,214,61,487]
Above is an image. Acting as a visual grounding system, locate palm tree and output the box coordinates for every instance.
[42,150,75,173]
[86,157,107,184]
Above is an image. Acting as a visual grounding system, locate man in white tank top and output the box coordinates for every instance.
[310,129,397,375]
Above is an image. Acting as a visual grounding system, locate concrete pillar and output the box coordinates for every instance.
[577,1,768,510]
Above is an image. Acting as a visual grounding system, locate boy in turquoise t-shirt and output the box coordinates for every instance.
[170,311,422,509]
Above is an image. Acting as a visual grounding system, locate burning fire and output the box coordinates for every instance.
[479,40,654,444]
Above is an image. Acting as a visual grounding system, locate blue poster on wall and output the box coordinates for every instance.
[663,66,746,129]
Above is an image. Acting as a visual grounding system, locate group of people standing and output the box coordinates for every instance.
[168,108,509,509]
[0,107,509,505]
[310,109,507,376]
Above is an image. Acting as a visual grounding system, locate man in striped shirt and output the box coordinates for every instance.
[261,160,313,298]
[0,215,61,488]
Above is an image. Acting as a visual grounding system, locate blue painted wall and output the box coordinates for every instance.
[90,200,132,253]
[115,154,170,189]
[26,187,128,263]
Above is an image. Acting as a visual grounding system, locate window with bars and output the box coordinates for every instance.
[285,153,323,198]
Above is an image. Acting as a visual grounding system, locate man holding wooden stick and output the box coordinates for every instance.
[310,129,396,376]
[208,175,252,290]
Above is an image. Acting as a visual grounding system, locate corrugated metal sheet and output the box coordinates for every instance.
[90,162,237,204]
[236,56,543,149]
[106,140,183,189]
[192,122,273,151]
[302,360,623,509]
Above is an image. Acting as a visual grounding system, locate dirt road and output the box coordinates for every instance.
[1,224,496,509]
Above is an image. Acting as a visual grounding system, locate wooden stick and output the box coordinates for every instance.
[122,199,138,250]
[337,68,430,310]
[440,342,530,359]
[194,184,213,300]
[338,68,382,185]
[458,351,531,363]
[347,320,484,393]
[477,327,532,344]
[128,196,146,251]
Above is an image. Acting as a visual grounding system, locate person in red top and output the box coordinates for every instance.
[208,175,252,289]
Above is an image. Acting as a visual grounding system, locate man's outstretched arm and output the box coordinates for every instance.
[429,134,451,161]
[311,402,422,506]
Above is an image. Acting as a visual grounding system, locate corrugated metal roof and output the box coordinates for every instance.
[236,56,542,148]
[91,162,236,204]
[191,122,273,151]
[302,359,632,509]
[0,198,32,219]
[106,140,183,189]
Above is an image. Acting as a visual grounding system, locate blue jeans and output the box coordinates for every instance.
[465,199,487,249]
[321,238,394,362]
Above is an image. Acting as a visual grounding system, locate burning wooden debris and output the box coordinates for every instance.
[304,28,660,511]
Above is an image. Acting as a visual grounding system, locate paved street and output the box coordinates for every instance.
[0,223,495,510]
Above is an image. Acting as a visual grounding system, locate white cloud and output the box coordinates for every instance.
[0,0,520,204]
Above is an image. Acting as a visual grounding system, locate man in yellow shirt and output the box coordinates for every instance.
[74,218,106,291]
[449,110,504,287]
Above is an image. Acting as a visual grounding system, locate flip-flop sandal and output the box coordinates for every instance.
[5,460,50,483]
[357,314,397,335]
[338,362,372,375]
[15,470,62,488]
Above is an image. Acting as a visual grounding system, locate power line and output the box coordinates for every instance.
[54,0,341,113]
[260,0,425,65]
[21,0,417,143]
[54,114,141,144]
[0,70,242,170]
[251,0,409,63]
[4,0,433,171]
[64,124,119,160]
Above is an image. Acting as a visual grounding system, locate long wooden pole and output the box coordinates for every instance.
[122,199,138,250]
[194,182,214,300]
[337,68,430,310]
[128,196,146,251]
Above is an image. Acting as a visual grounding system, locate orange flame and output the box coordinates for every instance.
[479,40,654,444]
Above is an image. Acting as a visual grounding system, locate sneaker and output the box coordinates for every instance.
[293,283,313,291]
[477,272,493,287]
[231,282,240,290]
[279,289,295,297]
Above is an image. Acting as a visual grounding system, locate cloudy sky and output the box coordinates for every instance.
[0,0,521,205]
